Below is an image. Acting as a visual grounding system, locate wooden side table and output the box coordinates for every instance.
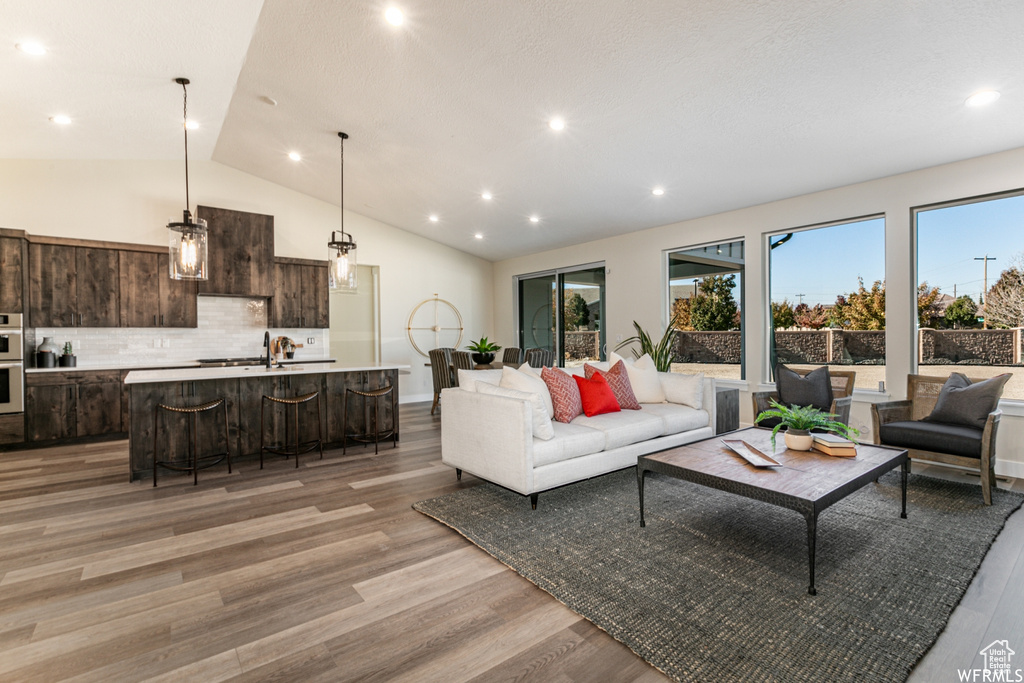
[715,387,740,434]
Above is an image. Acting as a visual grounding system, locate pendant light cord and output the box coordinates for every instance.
[182,80,190,216]
[339,132,345,238]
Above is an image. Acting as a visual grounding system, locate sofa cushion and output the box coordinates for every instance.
[574,372,621,417]
[585,361,641,410]
[620,353,667,403]
[532,421,607,467]
[476,382,555,440]
[638,403,709,436]
[776,364,833,411]
[571,410,665,450]
[541,366,583,423]
[500,365,554,418]
[659,372,704,410]
[925,372,1009,430]
[879,420,983,459]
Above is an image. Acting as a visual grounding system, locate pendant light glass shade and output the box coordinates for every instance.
[166,77,208,281]
[329,131,357,292]
[168,211,208,280]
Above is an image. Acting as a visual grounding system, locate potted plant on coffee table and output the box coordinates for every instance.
[466,337,502,365]
[755,399,859,451]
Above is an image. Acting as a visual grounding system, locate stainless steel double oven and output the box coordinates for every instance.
[0,313,25,414]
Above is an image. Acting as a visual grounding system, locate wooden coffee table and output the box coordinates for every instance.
[637,427,908,595]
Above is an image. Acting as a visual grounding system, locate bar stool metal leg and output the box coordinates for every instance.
[153,397,230,487]
[260,391,323,469]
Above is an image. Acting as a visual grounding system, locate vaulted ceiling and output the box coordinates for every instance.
[5,0,1024,260]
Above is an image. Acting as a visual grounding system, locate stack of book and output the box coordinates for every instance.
[812,433,857,457]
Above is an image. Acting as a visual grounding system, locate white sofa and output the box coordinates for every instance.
[440,369,716,507]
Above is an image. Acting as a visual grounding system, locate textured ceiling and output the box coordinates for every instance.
[6,1,1024,261]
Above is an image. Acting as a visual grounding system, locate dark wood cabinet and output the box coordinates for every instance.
[29,244,119,327]
[29,243,77,327]
[272,259,330,328]
[0,235,28,313]
[25,371,122,442]
[119,251,197,328]
[197,205,275,298]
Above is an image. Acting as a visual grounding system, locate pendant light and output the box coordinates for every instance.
[167,77,208,281]
[328,132,357,292]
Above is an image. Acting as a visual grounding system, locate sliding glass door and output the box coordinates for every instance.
[517,263,606,366]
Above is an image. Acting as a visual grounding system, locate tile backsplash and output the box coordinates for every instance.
[27,297,329,368]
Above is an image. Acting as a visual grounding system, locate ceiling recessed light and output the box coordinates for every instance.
[385,7,404,26]
[529,215,540,223]
[288,151,302,161]
[965,90,1000,107]
[429,214,439,222]
[652,187,665,196]
[49,115,71,125]
[481,191,493,200]
[474,233,483,239]
[16,41,47,56]
[548,117,565,131]
[259,95,278,106]
[184,119,199,130]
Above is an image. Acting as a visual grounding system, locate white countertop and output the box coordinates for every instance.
[26,359,335,374]
[124,362,410,384]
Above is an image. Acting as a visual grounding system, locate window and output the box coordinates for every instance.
[767,217,885,390]
[666,240,744,380]
[915,191,1024,401]
[517,263,606,367]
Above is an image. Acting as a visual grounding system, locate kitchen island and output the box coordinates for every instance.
[124,363,409,482]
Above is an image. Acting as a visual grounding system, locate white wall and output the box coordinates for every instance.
[492,146,1024,477]
[0,159,494,402]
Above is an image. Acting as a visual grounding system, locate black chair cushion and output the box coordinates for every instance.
[924,372,1009,430]
[879,420,983,459]
[776,364,833,412]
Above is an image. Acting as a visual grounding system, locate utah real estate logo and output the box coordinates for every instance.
[958,640,1022,682]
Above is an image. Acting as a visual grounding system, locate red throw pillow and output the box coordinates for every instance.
[541,366,583,423]
[573,372,622,417]
[584,361,641,410]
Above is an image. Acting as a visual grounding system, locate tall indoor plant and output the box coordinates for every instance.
[614,314,681,372]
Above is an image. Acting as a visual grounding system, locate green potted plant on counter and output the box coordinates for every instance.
[466,337,501,365]
[59,341,77,368]
[755,399,858,451]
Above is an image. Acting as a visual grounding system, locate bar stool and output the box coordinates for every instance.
[260,391,324,469]
[343,382,397,455]
[153,398,231,487]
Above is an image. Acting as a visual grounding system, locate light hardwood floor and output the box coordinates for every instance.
[0,403,1020,681]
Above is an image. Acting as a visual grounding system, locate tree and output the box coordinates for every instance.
[832,278,885,330]
[690,275,738,331]
[670,297,693,330]
[771,299,796,330]
[794,303,830,329]
[985,254,1024,329]
[943,295,979,329]
[917,282,942,328]
[563,291,591,330]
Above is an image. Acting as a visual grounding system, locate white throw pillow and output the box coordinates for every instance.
[502,366,554,418]
[660,372,704,410]
[476,382,555,440]
[623,353,666,403]
[608,350,635,367]
[458,368,502,392]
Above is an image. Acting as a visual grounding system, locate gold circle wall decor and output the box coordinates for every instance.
[407,295,464,357]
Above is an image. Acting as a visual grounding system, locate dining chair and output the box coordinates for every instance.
[502,347,523,365]
[451,350,475,380]
[525,347,555,368]
[428,347,455,415]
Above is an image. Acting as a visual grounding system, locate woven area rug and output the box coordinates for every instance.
[414,468,1023,682]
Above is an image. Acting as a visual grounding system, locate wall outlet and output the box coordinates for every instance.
[307,338,315,344]
[616,334,623,342]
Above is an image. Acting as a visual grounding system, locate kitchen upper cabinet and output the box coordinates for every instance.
[0,236,28,313]
[197,205,275,298]
[119,250,197,327]
[29,244,119,327]
[272,259,330,328]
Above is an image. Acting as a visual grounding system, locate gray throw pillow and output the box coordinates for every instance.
[924,373,1009,430]
[776,364,833,412]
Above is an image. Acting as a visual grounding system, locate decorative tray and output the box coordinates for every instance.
[722,439,783,468]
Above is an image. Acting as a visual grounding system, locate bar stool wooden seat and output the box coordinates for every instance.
[153,397,231,487]
[260,391,324,469]
[343,383,397,454]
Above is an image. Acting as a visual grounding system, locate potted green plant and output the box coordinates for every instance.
[59,341,77,367]
[466,337,502,365]
[755,399,859,451]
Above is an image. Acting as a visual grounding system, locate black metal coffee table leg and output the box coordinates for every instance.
[805,512,817,596]
[901,459,909,519]
[637,466,647,528]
